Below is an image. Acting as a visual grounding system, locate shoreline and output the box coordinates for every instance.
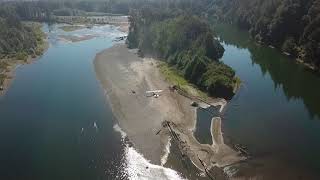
[0,36,49,96]
[255,40,319,73]
[58,23,128,43]
[58,34,98,43]
[94,43,244,177]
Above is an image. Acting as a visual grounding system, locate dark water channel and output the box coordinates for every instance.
[195,24,320,179]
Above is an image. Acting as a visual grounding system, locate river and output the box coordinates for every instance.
[196,24,320,179]
[2,23,320,180]
[0,24,185,180]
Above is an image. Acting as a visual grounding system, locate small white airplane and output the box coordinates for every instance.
[146,90,163,93]
[146,90,163,98]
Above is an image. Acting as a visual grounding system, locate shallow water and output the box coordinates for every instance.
[194,106,220,145]
[214,24,320,178]
[0,24,185,180]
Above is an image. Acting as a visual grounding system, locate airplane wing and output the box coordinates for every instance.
[146,90,163,93]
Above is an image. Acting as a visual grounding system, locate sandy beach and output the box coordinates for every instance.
[94,44,244,176]
[58,34,98,43]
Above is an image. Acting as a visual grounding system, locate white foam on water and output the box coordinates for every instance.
[161,137,171,166]
[89,25,127,38]
[113,124,127,139]
[125,146,186,180]
[60,24,126,41]
[113,124,187,180]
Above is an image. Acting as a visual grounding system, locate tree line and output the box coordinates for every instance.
[127,6,238,99]
[0,5,45,61]
[208,0,320,70]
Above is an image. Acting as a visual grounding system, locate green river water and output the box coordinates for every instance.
[196,24,320,179]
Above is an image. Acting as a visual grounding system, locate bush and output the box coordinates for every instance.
[0,74,6,85]
[282,37,297,55]
[16,51,28,61]
[200,62,235,99]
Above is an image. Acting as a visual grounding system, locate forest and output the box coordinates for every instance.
[1,0,319,90]
[1,0,319,71]
[0,4,46,87]
[0,3,47,58]
[127,6,238,98]
[208,0,320,70]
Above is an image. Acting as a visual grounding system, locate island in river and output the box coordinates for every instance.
[94,43,245,179]
[93,23,320,179]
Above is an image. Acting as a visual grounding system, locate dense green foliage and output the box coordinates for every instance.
[0,0,241,98]
[0,5,46,87]
[0,1,117,21]
[10,0,317,70]
[127,7,237,99]
[209,0,320,69]
[0,6,44,60]
[0,0,213,19]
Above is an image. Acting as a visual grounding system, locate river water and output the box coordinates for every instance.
[2,23,320,180]
[0,24,185,180]
[195,24,320,179]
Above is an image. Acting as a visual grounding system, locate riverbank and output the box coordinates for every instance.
[57,18,129,42]
[58,34,97,43]
[94,44,244,177]
[0,24,48,96]
[213,23,320,179]
[258,42,319,73]
[55,15,129,33]
[59,25,85,32]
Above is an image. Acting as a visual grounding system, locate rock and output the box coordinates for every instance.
[191,102,199,107]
